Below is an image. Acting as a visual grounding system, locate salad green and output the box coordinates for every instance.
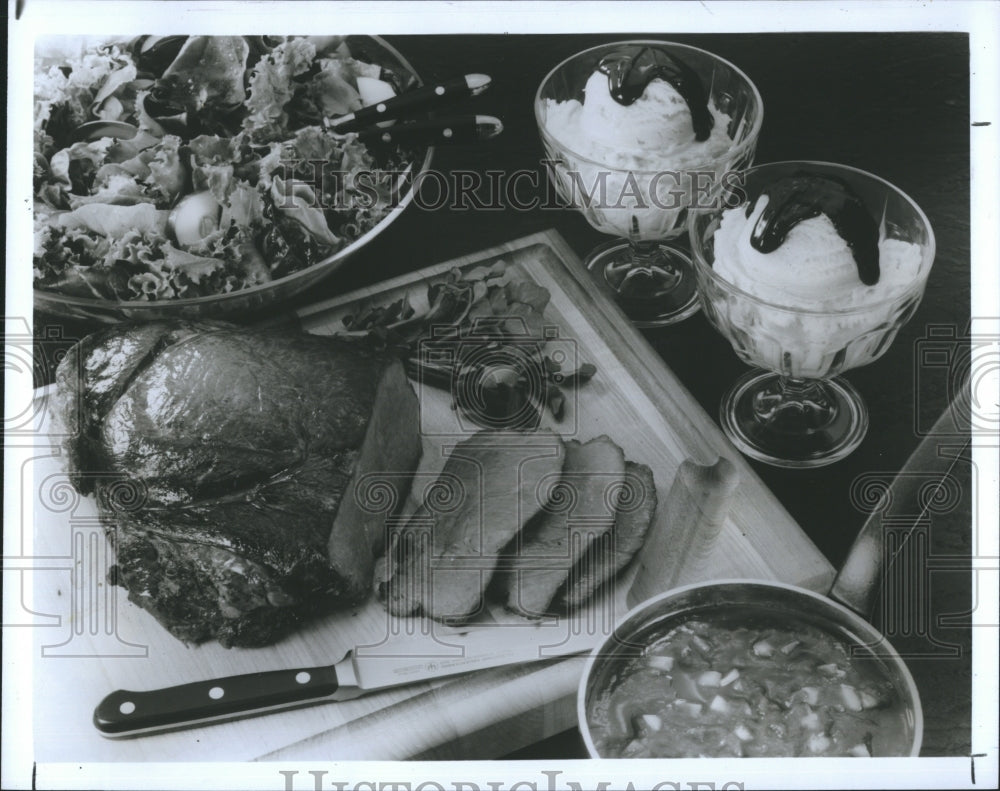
[33,35,421,303]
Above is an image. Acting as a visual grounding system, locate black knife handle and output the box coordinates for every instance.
[93,663,340,738]
[358,115,503,147]
[334,74,490,131]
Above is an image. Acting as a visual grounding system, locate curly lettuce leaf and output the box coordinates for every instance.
[35,40,138,152]
[188,134,238,202]
[144,134,186,203]
[69,135,184,208]
[244,37,317,142]
[220,181,265,229]
[295,59,362,125]
[34,223,112,294]
[269,175,340,248]
[46,139,113,198]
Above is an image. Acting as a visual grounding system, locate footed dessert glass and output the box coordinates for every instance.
[689,161,936,467]
[535,40,763,326]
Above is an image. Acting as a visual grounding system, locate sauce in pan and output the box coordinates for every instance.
[588,612,912,758]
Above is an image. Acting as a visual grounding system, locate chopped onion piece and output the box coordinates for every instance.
[719,668,740,686]
[641,713,663,731]
[850,743,872,757]
[733,724,754,742]
[860,690,881,709]
[699,670,722,687]
[709,695,730,713]
[753,639,774,657]
[780,639,801,655]
[840,684,863,712]
[647,654,674,671]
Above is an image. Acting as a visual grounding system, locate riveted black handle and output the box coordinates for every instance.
[93,663,340,738]
[332,74,491,132]
[357,115,503,147]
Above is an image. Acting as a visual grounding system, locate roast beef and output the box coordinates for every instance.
[382,429,566,622]
[54,320,421,646]
[499,436,625,617]
[560,461,657,609]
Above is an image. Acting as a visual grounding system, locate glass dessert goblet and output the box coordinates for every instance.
[535,40,763,327]
[689,161,936,468]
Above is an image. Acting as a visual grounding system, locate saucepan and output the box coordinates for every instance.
[574,421,969,758]
[578,579,923,758]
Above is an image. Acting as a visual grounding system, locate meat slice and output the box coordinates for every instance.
[382,429,566,622]
[499,436,626,617]
[559,461,658,610]
[55,320,421,646]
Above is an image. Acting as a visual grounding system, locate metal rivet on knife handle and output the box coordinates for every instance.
[627,457,741,609]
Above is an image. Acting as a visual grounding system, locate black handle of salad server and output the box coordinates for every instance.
[331,74,491,132]
[93,662,342,737]
[357,115,503,147]
[829,373,971,620]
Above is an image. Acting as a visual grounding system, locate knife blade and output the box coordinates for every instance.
[93,619,606,738]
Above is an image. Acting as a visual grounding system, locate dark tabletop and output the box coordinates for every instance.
[33,32,975,759]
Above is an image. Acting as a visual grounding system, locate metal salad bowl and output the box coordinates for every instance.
[33,35,434,322]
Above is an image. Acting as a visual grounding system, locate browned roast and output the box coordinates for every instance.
[499,436,625,617]
[54,320,421,646]
[559,461,657,609]
[55,320,229,496]
[382,429,566,622]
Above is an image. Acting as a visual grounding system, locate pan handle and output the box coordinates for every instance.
[829,379,971,619]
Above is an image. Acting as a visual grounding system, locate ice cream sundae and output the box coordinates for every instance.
[689,162,935,467]
[542,47,734,173]
[538,44,748,238]
[706,171,927,377]
[535,40,762,326]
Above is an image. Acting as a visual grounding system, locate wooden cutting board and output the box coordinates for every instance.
[28,229,833,762]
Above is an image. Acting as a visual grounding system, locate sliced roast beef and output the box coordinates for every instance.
[499,436,625,617]
[54,320,421,647]
[560,461,658,609]
[382,428,566,622]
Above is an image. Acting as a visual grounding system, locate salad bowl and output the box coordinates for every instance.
[33,35,433,322]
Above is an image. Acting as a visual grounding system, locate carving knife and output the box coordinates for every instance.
[93,619,607,738]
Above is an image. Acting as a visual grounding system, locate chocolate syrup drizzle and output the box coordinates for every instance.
[746,172,881,285]
[596,46,714,141]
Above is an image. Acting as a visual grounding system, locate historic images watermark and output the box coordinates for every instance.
[278,770,745,791]
[842,320,998,660]
[912,321,1000,437]
[272,159,749,213]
